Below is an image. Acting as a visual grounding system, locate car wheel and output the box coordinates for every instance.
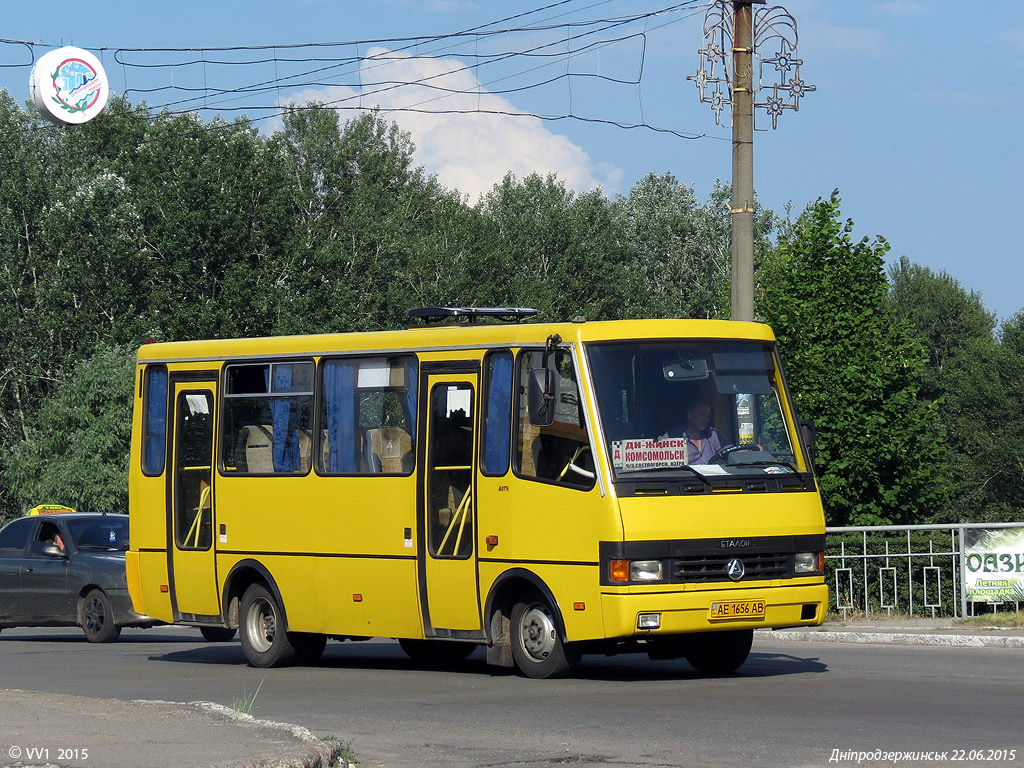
[199,626,237,642]
[239,583,297,668]
[510,596,581,679]
[81,589,121,643]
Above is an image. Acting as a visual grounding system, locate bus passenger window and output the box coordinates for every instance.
[515,350,595,490]
[318,356,418,476]
[142,365,168,475]
[482,350,513,476]
[221,361,314,475]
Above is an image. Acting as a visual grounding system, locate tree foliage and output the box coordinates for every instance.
[0,92,1020,526]
[888,260,1024,522]
[759,193,947,526]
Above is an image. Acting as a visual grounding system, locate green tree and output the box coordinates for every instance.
[475,172,630,321]
[3,344,135,518]
[759,193,946,526]
[887,256,995,399]
[886,259,1024,522]
[272,107,465,332]
[611,175,776,320]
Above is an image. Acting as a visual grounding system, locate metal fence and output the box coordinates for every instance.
[825,522,1024,618]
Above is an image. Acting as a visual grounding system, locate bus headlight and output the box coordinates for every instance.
[795,552,824,574]
[630,560,664,582]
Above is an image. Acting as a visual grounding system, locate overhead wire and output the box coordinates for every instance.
[0,1,716,144]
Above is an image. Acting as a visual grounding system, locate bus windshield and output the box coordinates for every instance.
[586,340,805,480]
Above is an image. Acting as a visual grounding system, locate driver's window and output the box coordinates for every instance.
[514,349,595,490]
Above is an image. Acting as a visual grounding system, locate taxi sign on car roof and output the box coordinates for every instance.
[28,504,77,515]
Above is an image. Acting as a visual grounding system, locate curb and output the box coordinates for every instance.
[760,629,1024,648]
[174,701,350,768]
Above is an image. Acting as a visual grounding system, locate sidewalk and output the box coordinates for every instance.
[3,618,1022,768]
[0,689,346,768]
[764,616,1024,648]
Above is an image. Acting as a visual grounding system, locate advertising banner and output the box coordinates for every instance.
[963,527,1024,604]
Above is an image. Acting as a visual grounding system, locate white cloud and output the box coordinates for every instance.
[283,47,616,200]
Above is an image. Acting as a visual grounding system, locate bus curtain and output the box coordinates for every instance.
[323,360,358,473]
[268,365,302,473]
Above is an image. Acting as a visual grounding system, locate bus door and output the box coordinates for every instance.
[420,371,482,634]
[168,377,221,619]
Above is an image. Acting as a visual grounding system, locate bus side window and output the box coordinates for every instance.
[142,365,168,476]
[221,361,314,475]
[481,350,513,476]
[318,355,418,476]
[515,349,594,490]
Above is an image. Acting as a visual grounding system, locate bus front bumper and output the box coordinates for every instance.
[598,581,828,639]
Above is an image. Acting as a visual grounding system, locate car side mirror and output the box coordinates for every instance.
[42,544,68,559]
[528,367,556,427]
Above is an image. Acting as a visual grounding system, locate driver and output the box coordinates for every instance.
[660,400,727,464]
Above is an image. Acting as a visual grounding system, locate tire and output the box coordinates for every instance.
[509,597,581,679]
[81,589,121,643]
[239,583,297,668]
[684,629,754,675]
[199,626,237,642]
[292,632,327,665]
[399,638,476,665]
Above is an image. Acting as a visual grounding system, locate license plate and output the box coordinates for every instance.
[709,599,766,619]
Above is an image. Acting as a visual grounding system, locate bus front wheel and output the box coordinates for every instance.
[239,583,297,668]
[510,597,581,679]
[684,629,753,675]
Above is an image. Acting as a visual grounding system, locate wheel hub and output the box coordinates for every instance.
[519,604,556,661]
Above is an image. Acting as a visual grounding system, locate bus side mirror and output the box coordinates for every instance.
[528,368,556,427]
[800,418,818,470]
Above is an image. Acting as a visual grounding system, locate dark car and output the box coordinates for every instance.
[0,512,155,642]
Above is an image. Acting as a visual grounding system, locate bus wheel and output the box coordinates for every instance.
[684,629,753,675]
[510,598,581,679]
[199,626,237,642]
[239,583,297,668]
[399,638,476,665]
[82,589,121,643]
[291,633,327,665]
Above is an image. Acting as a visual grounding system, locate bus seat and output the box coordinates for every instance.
[297,429,312,473]
[243,425,275,474]
[365,427,412,473]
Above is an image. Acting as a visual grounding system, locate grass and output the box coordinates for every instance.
[231,676,266,715]
[954,612,1024,629]
[321,736,358,766]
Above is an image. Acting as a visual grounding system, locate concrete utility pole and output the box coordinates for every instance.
[730,0,761,323]
[689,1,813,323]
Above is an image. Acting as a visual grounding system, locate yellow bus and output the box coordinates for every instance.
[127,307,827,678]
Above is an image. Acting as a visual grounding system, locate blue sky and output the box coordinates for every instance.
[2,1,1021,322]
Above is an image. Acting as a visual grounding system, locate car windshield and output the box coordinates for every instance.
[66,517,130,551]
[586,340,806,480]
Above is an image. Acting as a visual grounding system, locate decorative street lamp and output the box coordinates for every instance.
[689,2,814,322]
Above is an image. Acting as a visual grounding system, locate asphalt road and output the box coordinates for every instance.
[2,626,1022,768]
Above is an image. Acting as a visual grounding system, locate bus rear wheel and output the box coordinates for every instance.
[239,583,297,668]
[684,629,754,675]
[510,597,581,679]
